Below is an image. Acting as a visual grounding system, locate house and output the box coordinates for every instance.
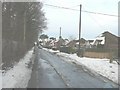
[67,38,86,49]
[67,40,77,48]
[84,31,119,59]
[47,39,56,48]
[38,38,49,46]
[85,40,94,48]
[92,31,118,50]
[54,38,66,49]
[64,39,69,45]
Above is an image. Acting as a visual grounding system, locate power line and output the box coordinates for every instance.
[87,13,105,30]
[44,4,118,17]
[82,10,118,17]
[44,4,79,11]
[69,5,80,8]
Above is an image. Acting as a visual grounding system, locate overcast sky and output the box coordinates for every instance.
[41,0,119,40]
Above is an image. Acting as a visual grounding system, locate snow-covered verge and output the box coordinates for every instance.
[44,48,118,84]
[43,48,59,53]
[1,49,34,89]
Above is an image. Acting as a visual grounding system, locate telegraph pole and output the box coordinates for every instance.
[59,27,62,50]
[59,27,62,39]
[23,11,26,42]
[78,4,82,57]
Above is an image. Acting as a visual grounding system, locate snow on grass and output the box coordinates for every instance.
[43,48,59,53]
[44,48,118,84]
[2,49,34,88]
[57,52,118,84]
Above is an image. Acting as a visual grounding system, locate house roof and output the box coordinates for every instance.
[87,40,94,42]
[96,40,102,42]
[92,31,118,45]
[67,40,77,47]
[92,36,105,45]
[67,38,86,47]
[76,38,86,43]
[102,31,118,37]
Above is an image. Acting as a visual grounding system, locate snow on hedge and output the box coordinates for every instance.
[2,49,34,88]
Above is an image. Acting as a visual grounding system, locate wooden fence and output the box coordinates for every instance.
[83,51,111,59]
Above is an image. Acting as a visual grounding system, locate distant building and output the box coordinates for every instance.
[84,31,119,59]
[67,38,86,49]
[55,38,66,49]
[85,40,94,48]
[92,31,118,50]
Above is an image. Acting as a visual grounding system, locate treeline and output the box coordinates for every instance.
[2,2,47,70]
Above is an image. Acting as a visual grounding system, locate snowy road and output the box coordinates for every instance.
[28,48,118,88]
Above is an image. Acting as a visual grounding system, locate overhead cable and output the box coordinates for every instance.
[44,4,118,17]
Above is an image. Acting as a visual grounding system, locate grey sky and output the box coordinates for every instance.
[41,0,119,40]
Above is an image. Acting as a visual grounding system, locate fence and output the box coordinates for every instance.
[83,51,111,59]
[83,48,118,59]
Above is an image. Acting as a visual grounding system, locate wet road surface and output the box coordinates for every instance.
[28,48,118,88]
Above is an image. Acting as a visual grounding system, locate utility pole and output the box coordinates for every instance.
[78,4,82,57]
[23,11,26,42]
[59,27,62,50]
[59,27,62,39]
